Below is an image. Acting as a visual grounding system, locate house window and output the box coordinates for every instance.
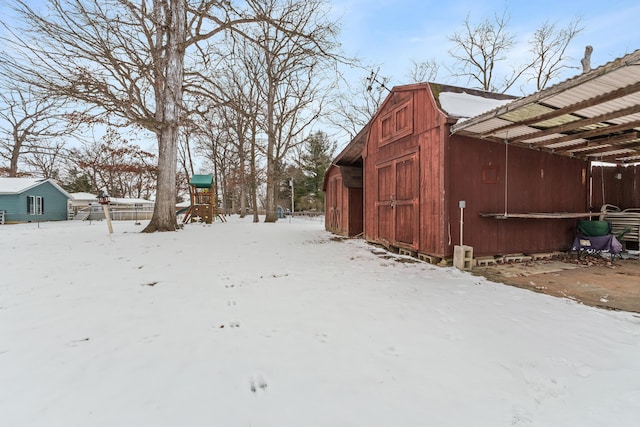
[27,195,44,215]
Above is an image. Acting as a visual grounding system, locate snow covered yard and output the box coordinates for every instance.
[1,216,639,427]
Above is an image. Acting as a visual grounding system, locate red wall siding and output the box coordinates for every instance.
[448,136,589,256]
[362,83,592,258]
[324,165,363,237]
[419,125,448,255]
[591,165,640,209]
[365,90,413,246]
[325,166,344,234]
[364,86,449,253]
[347,187,363,236]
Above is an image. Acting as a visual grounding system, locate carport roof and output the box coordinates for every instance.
[451,49,640,164]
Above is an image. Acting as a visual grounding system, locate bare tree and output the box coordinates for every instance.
[448,10,585,94]
[244,0,341,222]
[406,58,439,83]
[327,71,389,141]
[0,1,297,230]
[69,128,157,199]
[177,124,196,187]
[2,0,347,230]
[195,116,242,216]
[448,10,529,93]
[0,0,189,230]
[527,18,583,90]
[0,85,77,177]
[215,73,253,219]
[193,35,263,221]
[24,139,67,179]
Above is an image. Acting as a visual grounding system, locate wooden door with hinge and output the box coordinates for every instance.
[375,151,419,249]
[327,175,341,232]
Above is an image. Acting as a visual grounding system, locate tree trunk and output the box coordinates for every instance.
[238,127,247,218]
[213,149,221,214]
[250,132,259,223]
[264,77,278,223]
[143,0,185,233]
[9,140,20,177]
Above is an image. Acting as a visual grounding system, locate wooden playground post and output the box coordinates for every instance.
[183,174,216,224]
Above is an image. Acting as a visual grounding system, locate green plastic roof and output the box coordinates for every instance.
[189,174,213,188]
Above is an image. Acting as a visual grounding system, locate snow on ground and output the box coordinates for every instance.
[1,216,639,427]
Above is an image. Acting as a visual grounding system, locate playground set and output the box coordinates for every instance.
[181,174,225,223]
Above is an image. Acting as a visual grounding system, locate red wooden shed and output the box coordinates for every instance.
[325,50,640,259]
[323,125,367,237]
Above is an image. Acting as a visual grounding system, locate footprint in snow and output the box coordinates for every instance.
[250,375,268,393]
[218,321,240,329]
[68,337,90,347]
[386,346,399,357]
[315,332,328,343]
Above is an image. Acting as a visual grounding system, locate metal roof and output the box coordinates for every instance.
[451,49,640,164]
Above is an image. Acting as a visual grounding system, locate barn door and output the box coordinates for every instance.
[375,152,419,249]
[327,176,341,231]
[376,164,394,245]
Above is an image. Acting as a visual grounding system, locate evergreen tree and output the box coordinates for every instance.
[297,131,336,211]
[62,168,93,194]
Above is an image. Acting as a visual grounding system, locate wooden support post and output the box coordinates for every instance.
[103,204,113,234]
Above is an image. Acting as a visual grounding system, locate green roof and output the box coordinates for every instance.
[189,174,213,188]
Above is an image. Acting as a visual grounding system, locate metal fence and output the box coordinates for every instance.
[76,205,154,221]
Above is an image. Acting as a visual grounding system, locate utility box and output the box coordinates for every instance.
[453,245,474,270]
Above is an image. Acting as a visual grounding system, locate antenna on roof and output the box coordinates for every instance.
[366,68,391,93]
[581,45,593,73]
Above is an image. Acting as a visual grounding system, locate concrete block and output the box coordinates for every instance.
[453,245,474,270]
[504,254,533,263]
[398,248,417,257]
[418,253,442,264]
[530,252,555,260]
[476,256,498,267]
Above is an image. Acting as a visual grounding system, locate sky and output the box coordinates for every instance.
[6,0,638,91]
[1,216,639,426]
[332,0,640,93]
[2,0,640,154]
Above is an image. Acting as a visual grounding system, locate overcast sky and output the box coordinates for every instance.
[2,0,639,151]
[8,0,638,91]
[331,0,640,93]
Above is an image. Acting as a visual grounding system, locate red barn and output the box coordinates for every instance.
[326,50,640,260]
[323,126,367,237]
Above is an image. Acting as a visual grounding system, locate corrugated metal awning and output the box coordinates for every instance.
[451,49,640,164]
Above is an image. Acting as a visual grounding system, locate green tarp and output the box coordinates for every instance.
[190,174,213,189]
